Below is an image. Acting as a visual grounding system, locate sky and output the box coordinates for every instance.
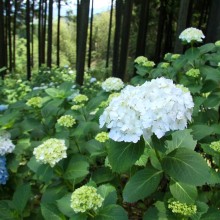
[58,0,113,16]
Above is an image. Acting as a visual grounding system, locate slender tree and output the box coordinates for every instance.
[206,0,220,43]
[118,0,133,79]
[88,0,94,69]
[112,0,123,76]
[12,0,18,71]
[135,0,150,57]
[154,0,166,62]
[57,0,61,66]
[31,0,35,67]
[174,0,191,53]
[26,0,31,80]
[106,0,114,68]
[0,0,6,78]
[6,0,12,71]
[76,0,90,85]
[47,0,53,67]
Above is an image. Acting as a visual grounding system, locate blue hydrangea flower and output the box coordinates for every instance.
[0,105,8,112]
[0,156,9,185]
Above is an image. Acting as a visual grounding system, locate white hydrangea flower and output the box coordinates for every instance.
[100,77,194,143]
[101,77,124,92]
[33,138,67,167]
[70,185,104,213]
[0,132,15,156]
[179,27,205,43]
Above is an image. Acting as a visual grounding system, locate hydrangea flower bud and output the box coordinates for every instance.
[185,68,200,78]
[33,138,67,167]
[57,115,76,127]
[0,156,9,185]
[210,141,220,153]
[73,94,89,103]
[70,186,104,213]
[95,132,109,143]
[134,56,148,65]
[26,97,43,108]
[179,27,205,43]
[101,77,124,92]
[168,198,197,216]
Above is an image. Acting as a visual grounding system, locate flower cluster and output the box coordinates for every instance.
[210,141,220,153]
[215,41,220,46]
[0,131,15,156]
[33,138,67,167]
[134,56,155,67]
[185,68,200,78]
[70,185,104,213]
[160,62,170,68]
[171,54,181,60]
[26,97,43,108]
[179,27,205,43]
[0,156,8,185]
[101,77,124,92]
[168,199,197,216]
[73,94,89,103]
[0,105,8,112]
[95,132,109,143]
[134,56,148,65]
[100,77,194,143]
[57,115,76,128]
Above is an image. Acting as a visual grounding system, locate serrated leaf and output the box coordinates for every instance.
[169,181,198,203]
[12,184,31,214]
[191,124,214,140]
[41,203,66,220]
[107,138,145,173]
[64,160,89,180]
[97,184,117,206]
[165,129,197,154]
[200,66,220,83]
[162,148,210,186]
[56,193,75,217]
[123,167,163,202]
[96,205,128,220]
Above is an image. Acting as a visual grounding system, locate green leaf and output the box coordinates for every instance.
[92,167,114,184]
[123,167,163,202]
[64,155,89,179]
[200,207,220,220]
[97,184,117,206]
[0,201,17,220]
[41,203,66,220]
[200,66,220,83]
[203,92,220,108]
[41,99,63,118]
[169,181,198,203]
[107,138,145,173]
[56,193,76,217]
[12,184,31,214]
[162,148,210,186]
[143,201,175,220]
[191,201,209,220]
[165,129,197,154]
[185,47,200,60]
[191,124,214,140]
[96,205,128,220]
[20,117,42,132]
[199,43,216,54]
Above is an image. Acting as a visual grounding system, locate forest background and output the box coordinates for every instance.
[0,0,220,85]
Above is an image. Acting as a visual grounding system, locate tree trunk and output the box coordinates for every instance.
[154,0,166,63]
[118,0,133,80]
[112,0,123,76]
[135,0,150,58]
[174,0,191,53]
[47,0,53,68]
[106,0,114,68]
[12,0,18,71]
[57,0,61,66]
[88,0,94,69]
[76,0,90,86]
[26,0,31,80]
[6,0,12,71]
[206,0,220,43]
[31,0,34,67]
[38,0,42,67]
[0,0,6,78]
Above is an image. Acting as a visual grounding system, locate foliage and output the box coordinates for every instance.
[1,39,220,219]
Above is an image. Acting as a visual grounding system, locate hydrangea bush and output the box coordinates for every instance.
[0,28,220,219]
